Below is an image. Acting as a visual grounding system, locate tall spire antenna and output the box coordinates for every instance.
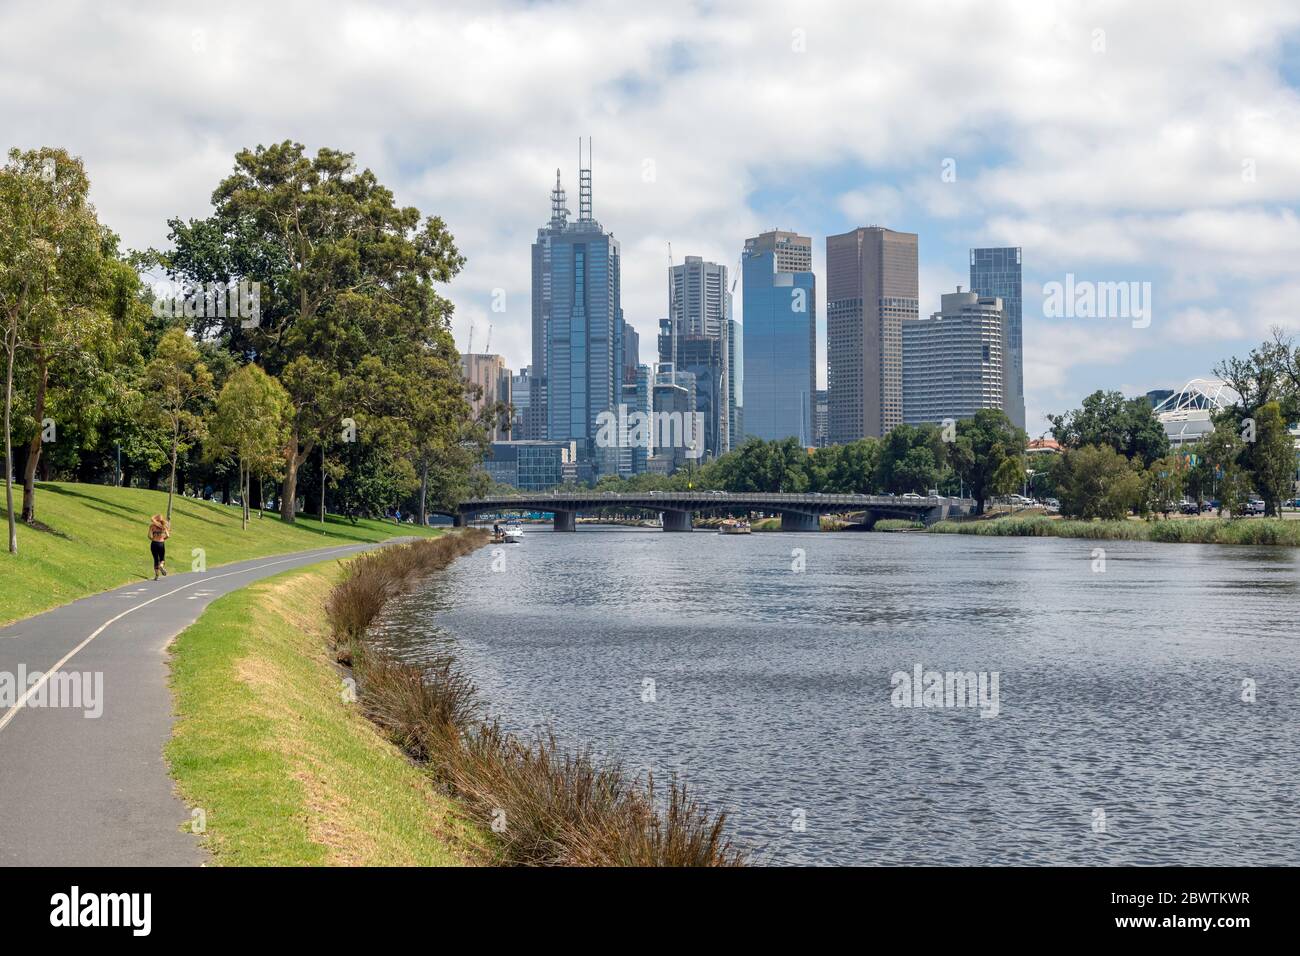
[578,135,593,222]
[550,168,569,225]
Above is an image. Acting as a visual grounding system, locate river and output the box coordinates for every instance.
[370,525,1300,865]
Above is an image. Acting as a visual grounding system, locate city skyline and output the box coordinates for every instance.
[12,2,1300,437]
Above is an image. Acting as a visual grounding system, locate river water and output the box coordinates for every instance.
[370,526,1300,865]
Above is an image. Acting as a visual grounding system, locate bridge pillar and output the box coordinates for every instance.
[553,510,576,532]
[453,514,466,528]
[661,510,692,532]
[779,511,821,532]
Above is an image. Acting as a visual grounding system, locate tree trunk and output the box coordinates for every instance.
[4,328,17,554]
[280,427,312,524]
[20,348,46,523]
[240,459,248,530]
[318,443,326,526]
[166,421,179,521]
[418,458,429,527]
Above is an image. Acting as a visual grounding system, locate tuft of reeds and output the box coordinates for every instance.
[329,530,745,867]
[327,531,488,664]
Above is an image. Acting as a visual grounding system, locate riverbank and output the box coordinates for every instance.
[928,513,1300,544]
[330,533,745,866]
[166,552,488,865]
[0,481,437,625]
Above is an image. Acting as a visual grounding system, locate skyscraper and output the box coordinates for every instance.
[529,141,625,479]
[741,230,816,445]
[814,389,829,447]
[969,247,1025,430]
[511,365,532,439]
[650,373,699,474]
[826,226,918,442]
[670,256,730,338]
[658,320,726,459]
[726,316,743,446]
[461,352,512,440]
[621,319,640,386]
[667,256,733,454]
[902,288,1005,426]
[619,363,652,477]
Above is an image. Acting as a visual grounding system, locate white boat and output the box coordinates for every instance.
[502,523,524,542]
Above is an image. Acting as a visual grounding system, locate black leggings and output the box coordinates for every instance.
[150,540,166,568]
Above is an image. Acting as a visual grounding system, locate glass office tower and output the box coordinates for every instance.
[741,230,816,445]
[530,148,624,479]
[969,247,1025,430]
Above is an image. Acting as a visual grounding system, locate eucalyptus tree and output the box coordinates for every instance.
[206,362,290,529]
[0,147,119,552]
[145,328,214,521]
[156,141,466,523]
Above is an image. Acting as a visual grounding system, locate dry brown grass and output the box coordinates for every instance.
[327,531,488,664]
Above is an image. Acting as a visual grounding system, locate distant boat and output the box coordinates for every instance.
[491,523,523,544]
[719,519,751,535]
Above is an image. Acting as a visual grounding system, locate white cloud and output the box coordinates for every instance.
[3,0,1300,403]
[1161,307,1247,343]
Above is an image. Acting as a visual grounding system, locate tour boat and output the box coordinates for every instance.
[719,519,752,535]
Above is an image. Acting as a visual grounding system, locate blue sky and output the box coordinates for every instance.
[4,0,1300,435]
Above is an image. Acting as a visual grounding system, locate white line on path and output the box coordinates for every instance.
[0,545,362,735]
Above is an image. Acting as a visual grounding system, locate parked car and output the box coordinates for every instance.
[902,492,922,499]
[1246,499,1266,515]
[1179,500,1200,515]
[1204,500,1220,512]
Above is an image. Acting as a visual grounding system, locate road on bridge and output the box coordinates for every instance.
[0,540,399,867]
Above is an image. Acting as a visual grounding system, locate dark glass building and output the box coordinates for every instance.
[530,145,625,479]
[969,247,1025,430]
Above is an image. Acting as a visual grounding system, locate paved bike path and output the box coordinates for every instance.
[0,541,396,866]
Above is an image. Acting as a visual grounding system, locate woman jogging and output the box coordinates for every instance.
[148,514,170,580]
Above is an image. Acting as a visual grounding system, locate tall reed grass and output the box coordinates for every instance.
[929,515,1300,545]
[327,532,745,867]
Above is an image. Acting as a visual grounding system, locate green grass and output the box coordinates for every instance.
[165,559,486,866]
[872,518,924,532]
[929,514,1300,545]
[0,481,439,624]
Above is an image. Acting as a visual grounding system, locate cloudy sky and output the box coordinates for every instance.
[4,0,1300,433]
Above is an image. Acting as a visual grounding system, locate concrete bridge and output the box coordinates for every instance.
[448,491,974,532]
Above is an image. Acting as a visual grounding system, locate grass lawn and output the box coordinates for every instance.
[166,559,487,866]
[0,481,441,625]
